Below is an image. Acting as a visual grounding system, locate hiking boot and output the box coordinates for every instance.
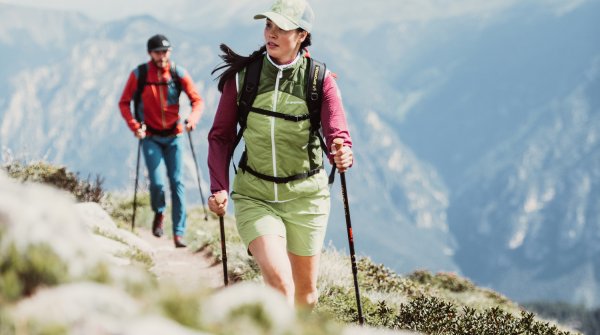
[152,213,164,238]
[174,235,187,248]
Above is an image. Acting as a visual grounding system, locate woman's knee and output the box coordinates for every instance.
[264,271,294,296]
[258,259,292,289]
[249,236,294,297]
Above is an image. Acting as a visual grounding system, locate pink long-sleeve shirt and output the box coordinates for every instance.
[207,71,352,194]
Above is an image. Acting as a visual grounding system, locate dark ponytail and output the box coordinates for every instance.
[211,32,312,92]
[300,31,312,50]
[212,44,266,92]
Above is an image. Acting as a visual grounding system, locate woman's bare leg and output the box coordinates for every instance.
[248,235,294,305]
[289,252,320,308]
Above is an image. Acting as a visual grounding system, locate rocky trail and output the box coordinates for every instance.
[136,227,225,290]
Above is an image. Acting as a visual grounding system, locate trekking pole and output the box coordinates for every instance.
[214,192,229,286]
[334,138,364,325]
[131,124,146,232]
[185,122,209,221]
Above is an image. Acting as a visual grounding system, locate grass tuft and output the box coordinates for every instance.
[3,161,104,203]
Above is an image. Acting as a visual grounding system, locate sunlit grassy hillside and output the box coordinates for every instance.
[1,161,581,335]
[102,165,580,335]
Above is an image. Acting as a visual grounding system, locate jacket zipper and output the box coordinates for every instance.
[158,68,166,129]
[271,69,283,201]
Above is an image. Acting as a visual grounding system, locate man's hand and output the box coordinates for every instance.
[135,124,146,139]
[208,190,228,217]
[185,119,195,132]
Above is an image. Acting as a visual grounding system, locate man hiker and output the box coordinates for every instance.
[119,34,204,248]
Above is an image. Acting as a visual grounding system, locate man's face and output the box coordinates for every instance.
[149,49,171,68]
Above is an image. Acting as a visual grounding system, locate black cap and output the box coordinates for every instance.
[147,34,172,52]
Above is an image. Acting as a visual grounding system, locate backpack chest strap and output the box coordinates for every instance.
[250,107,311,122]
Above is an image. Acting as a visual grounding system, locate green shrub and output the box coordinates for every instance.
[3,161,104,203]
[101,192,151,229]
[159,288,204,329]
[0,307,15,335]
[31,323,68,335]
[314,264,580,334]
[317,285,383,325]
[408,270,475,293]
[389,296,576,334]
[357,257,424,298]
[0,243,68,302]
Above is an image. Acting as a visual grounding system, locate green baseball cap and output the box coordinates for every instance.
[254,0,315,33]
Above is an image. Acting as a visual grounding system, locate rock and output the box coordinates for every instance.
[122,316,211,335]
[12,282,141,334]
[201,282,295,334]
[0,173,107,294]
[76,202,154,261]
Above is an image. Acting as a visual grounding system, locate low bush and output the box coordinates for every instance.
[3,161,104,203]
[316,258,579,334]
[0,243,68,302]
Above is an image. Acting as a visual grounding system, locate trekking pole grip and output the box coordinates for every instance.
[333,138,344,153]
[333,138,345,174]
[214,192,227,207]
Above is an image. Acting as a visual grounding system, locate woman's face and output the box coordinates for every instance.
[264,19,307,65]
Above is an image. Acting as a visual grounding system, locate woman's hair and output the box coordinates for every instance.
[212,31,312,92]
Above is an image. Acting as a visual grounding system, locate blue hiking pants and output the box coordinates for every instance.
[142,135,186,236]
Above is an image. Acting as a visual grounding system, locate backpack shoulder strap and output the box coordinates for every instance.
[306,57,328,155]
[238,57,264,129]
[306,57,326,133]
[133,63,148,122]
[169,62,182,96]
[305,57,337,184]
[226,56,264,173]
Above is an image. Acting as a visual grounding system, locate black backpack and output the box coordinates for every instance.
[231,56,336,184]
[132,62,182,135]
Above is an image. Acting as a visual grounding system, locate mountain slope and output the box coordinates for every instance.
[451,56,600,306]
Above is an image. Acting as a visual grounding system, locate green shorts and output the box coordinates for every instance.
[231,188,330,257]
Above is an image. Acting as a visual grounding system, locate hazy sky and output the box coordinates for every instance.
[0,0,173,21]
[0,0,589,30]
[2,0,590,22]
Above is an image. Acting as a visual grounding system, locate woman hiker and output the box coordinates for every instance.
[207,0,353,308]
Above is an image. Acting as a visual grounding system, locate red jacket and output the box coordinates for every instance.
[119,61,203,135]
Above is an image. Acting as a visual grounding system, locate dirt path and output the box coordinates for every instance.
[137,228,225,290]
